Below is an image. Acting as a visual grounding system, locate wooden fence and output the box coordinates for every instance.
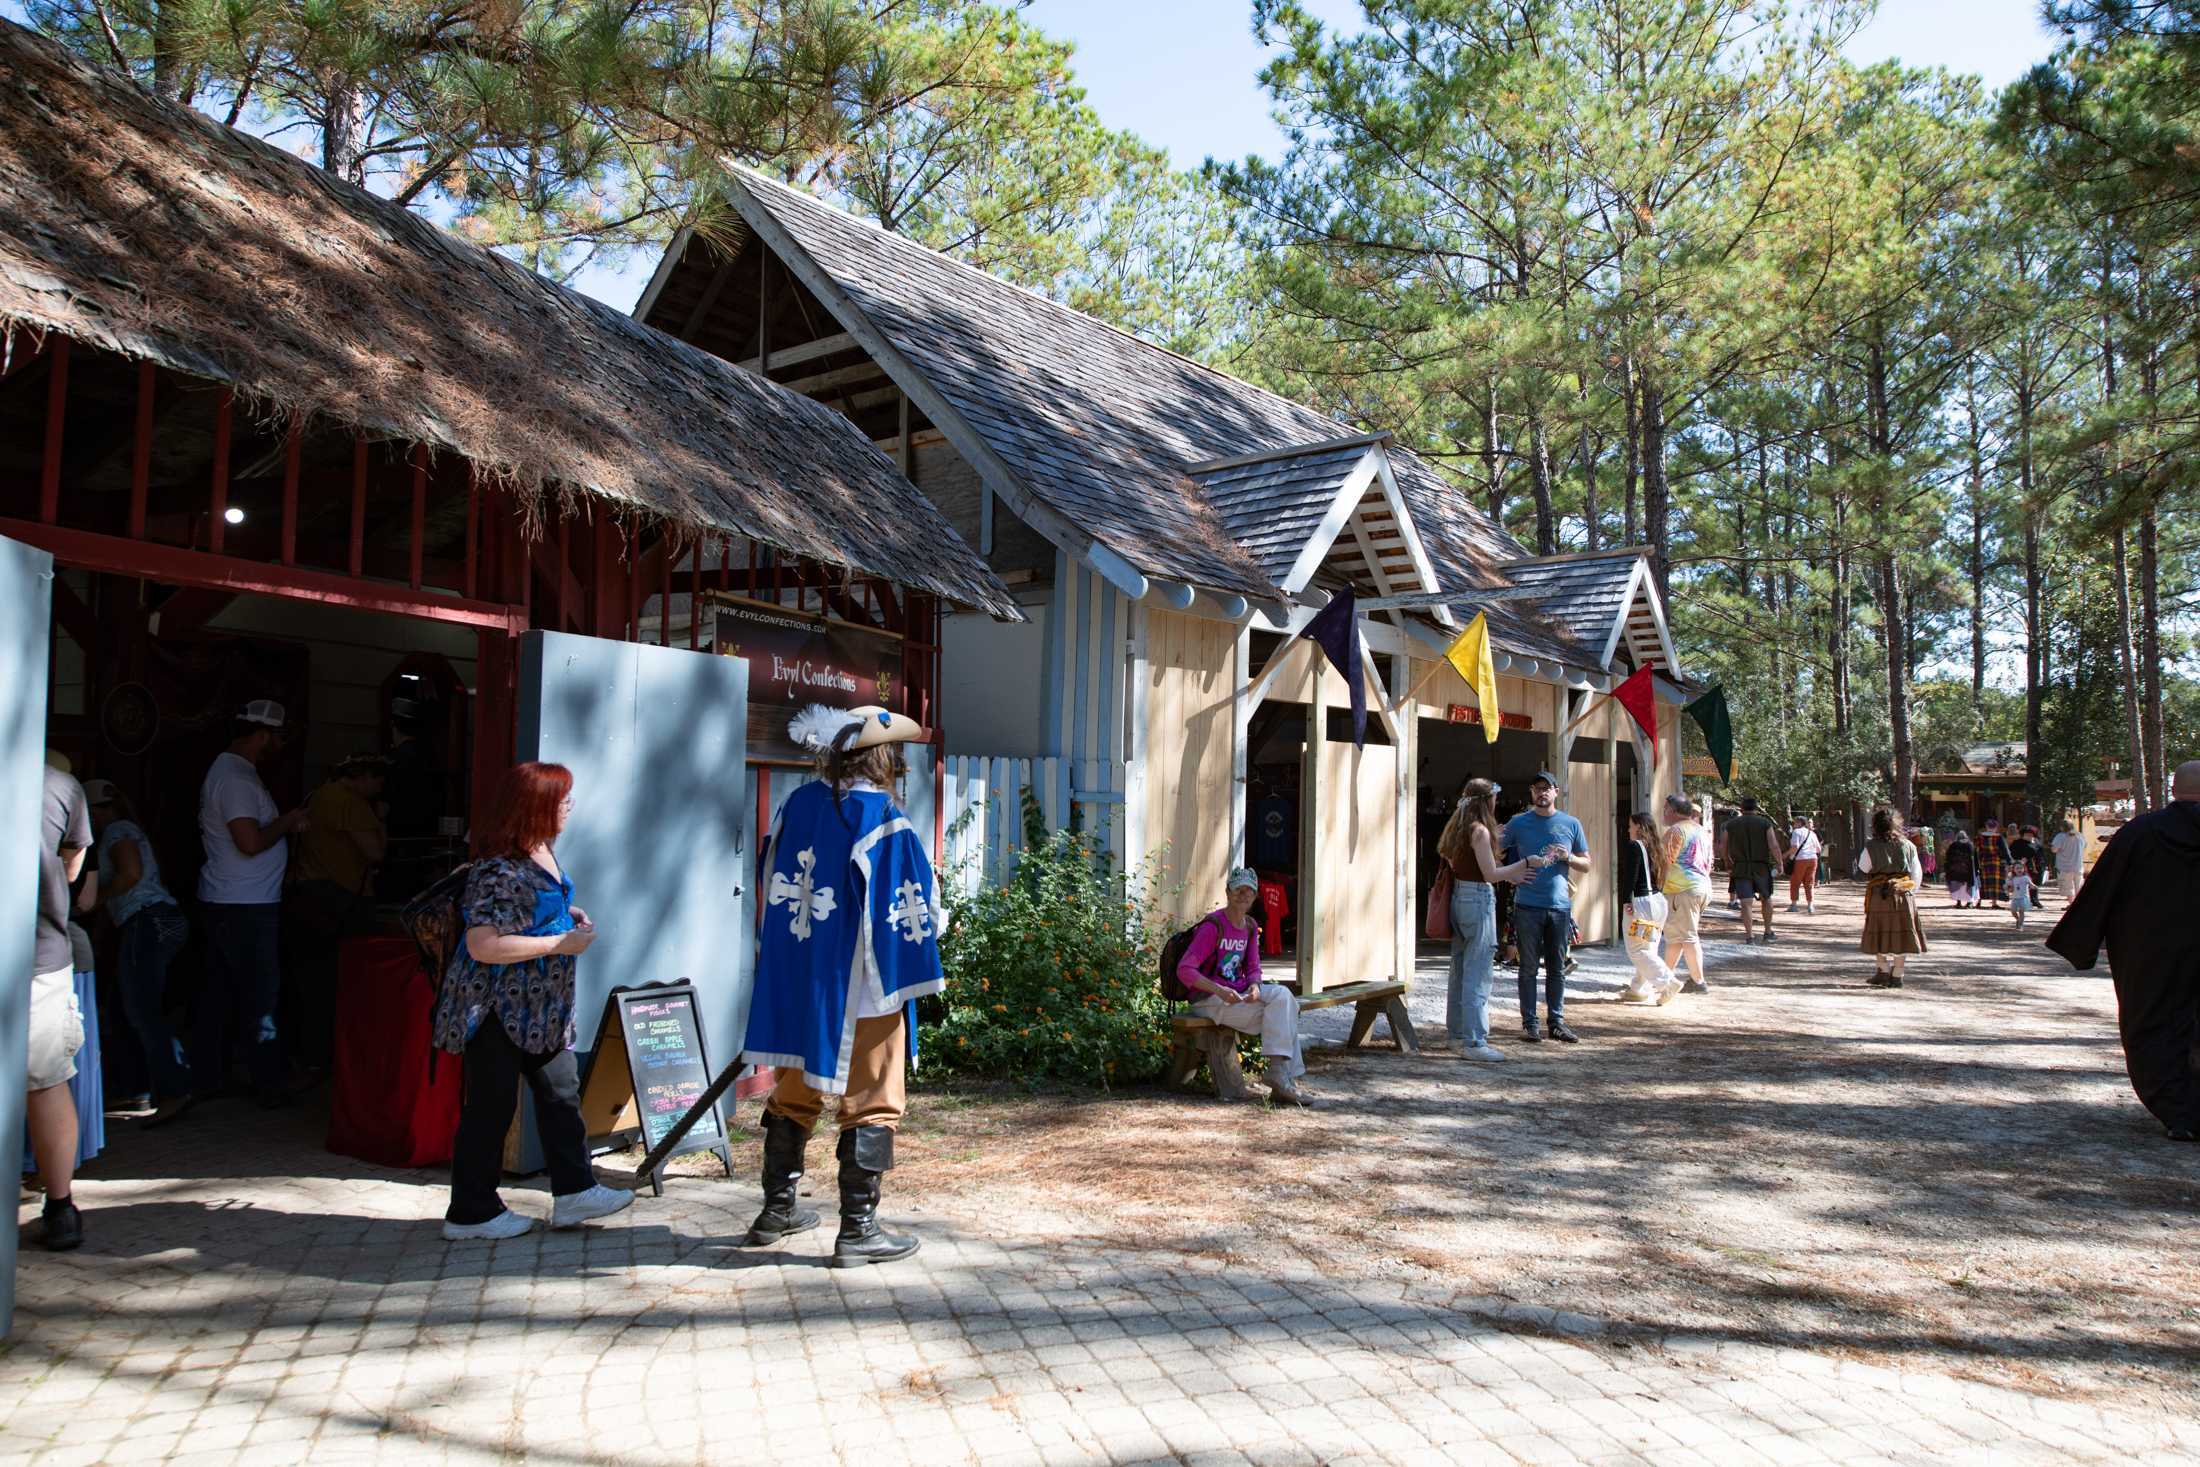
[938,754,1125,899]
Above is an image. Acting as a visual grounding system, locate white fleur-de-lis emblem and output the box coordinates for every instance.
[768,847,837,941]
[886,879,933,943]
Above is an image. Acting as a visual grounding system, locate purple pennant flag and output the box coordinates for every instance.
[1300,588,1365,748]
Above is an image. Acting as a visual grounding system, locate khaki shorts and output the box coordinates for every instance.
[28,963,84,1091]
[1665,890,1708,945]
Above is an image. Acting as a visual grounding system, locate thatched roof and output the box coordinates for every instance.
[0,20,1018,618]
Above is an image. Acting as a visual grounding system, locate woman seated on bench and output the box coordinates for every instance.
[1178,868,1310,1107]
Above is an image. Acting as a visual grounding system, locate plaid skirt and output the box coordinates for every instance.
[1860,880,1928,955]
[1976,842,2008,902]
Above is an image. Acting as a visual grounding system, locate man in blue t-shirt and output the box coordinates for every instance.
[1502,770,1592,1043]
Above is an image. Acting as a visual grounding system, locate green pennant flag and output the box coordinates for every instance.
[1684,685,1734,784]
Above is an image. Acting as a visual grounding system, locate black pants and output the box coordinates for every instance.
[447,1021,595,1225]
[283,879,370,1068]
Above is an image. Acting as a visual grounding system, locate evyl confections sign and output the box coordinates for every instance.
[709,594,904,765]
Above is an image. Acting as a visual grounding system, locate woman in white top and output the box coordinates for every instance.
[1786,817,1822,913]
[2049,822,2087,903]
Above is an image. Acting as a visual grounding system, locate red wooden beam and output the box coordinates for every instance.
[409,446,427,589]
[129,360,153,539]
[39,335,68,523]
[659,534,672,646]
[280,414,302,565]
[0,517,527,632]
[208,388,232,553]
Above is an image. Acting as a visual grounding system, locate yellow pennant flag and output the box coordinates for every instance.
[1443,612,1502,744]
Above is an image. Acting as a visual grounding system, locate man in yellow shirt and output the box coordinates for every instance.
[284,755,388,1068]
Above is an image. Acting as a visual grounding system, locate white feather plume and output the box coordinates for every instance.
[787,703,853,752]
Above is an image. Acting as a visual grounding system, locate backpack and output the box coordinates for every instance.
[1158,915,1223,1003]
[398,860,477,1008]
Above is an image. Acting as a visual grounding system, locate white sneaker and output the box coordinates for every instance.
[1460,1044,1506,1062]
[443,1209,533,1242]
[551,1184,635,1229]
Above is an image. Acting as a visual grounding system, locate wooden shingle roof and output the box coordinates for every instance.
[1502,549,1675,671]
[726,173,1552,603]
[0,22,1018,617]
[715,170,1647,671]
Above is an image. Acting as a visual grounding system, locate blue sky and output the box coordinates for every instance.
[1030,0,2060,172]
[578,1,2060,308]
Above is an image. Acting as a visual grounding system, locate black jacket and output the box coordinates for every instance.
[2046,802,2200,971]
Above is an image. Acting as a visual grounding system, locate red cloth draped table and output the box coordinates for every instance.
[327,934,464,1167]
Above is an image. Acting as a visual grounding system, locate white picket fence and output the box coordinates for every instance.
[938,754,1123,899]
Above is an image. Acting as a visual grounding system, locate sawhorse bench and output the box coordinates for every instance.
[1164,979,1419,1099]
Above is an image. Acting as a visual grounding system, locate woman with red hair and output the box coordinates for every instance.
[431,762,632,1240]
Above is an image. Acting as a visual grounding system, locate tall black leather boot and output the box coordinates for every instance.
[743,1111,822,1246]
[830,1124,920,1267]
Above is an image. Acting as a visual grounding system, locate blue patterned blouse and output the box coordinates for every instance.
[430,855,580,1056]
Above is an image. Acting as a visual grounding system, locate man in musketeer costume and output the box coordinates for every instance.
[741,703,945,1266]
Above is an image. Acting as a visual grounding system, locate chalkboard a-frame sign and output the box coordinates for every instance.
[578,981,733,1195]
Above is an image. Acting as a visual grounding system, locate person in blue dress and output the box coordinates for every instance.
[742,704,945,1267]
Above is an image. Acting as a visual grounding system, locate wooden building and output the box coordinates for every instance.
[636,168,1690,990]
[0,21,1014,1324]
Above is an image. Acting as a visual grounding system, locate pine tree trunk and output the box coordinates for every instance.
[2112,527,2147,811]
[1577,411,1599,552]
[1621,358,1639,546]
[1527,409,1556,555]
[1882,553,1914,817]
[323,79,367,185]
[1640,372,1668,599]
[2140,503,2164,805]
[2019,372,2044,818]
[1965,366,1987,724]
[1482,377,1504,525]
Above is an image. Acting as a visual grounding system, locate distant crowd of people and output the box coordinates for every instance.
[27,700,399,1252]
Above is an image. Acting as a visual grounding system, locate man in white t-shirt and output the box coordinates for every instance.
[196,700,309,1106]
[1786,816,1823,914]
[2050,821,2087,903]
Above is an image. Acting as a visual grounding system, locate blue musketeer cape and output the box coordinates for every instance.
[743,780,945,1093]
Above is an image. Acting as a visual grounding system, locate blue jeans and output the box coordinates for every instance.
[118,903,192,1099]
[1515,904,1570,1028]
[1447,882,1497,1047]
[196,902,286,1095]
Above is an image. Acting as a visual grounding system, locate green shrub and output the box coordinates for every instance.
[923,801,1177,1087]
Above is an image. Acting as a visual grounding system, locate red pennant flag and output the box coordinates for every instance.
[1612,665,1659,761]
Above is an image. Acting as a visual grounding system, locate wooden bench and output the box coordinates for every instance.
[1164,980,1418,1099]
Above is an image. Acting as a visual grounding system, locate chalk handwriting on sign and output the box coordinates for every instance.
[1446,703,1534,731]
[768,847,837,941]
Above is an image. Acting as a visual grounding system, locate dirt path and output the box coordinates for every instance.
[886,878,2200,1413]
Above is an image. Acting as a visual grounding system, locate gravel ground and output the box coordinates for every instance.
[894,877,2200,1414]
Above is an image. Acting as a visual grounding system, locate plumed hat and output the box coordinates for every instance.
[788,704,927,754]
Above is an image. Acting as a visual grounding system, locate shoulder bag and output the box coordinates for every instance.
[1424,859,1454,940]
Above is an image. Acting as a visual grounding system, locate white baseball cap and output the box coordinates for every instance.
[238,699,287,729]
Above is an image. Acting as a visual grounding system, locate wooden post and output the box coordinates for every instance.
[280,414,301,565]
[38,335,67,524]
[128,360,153,539]
[1391,654,1415,990]
[1300,654,1325,994]
[348,438,368,576]
[557,513,572,631]
[409,446,428,589]
[463,464,479,599]
[207,388,232,553]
